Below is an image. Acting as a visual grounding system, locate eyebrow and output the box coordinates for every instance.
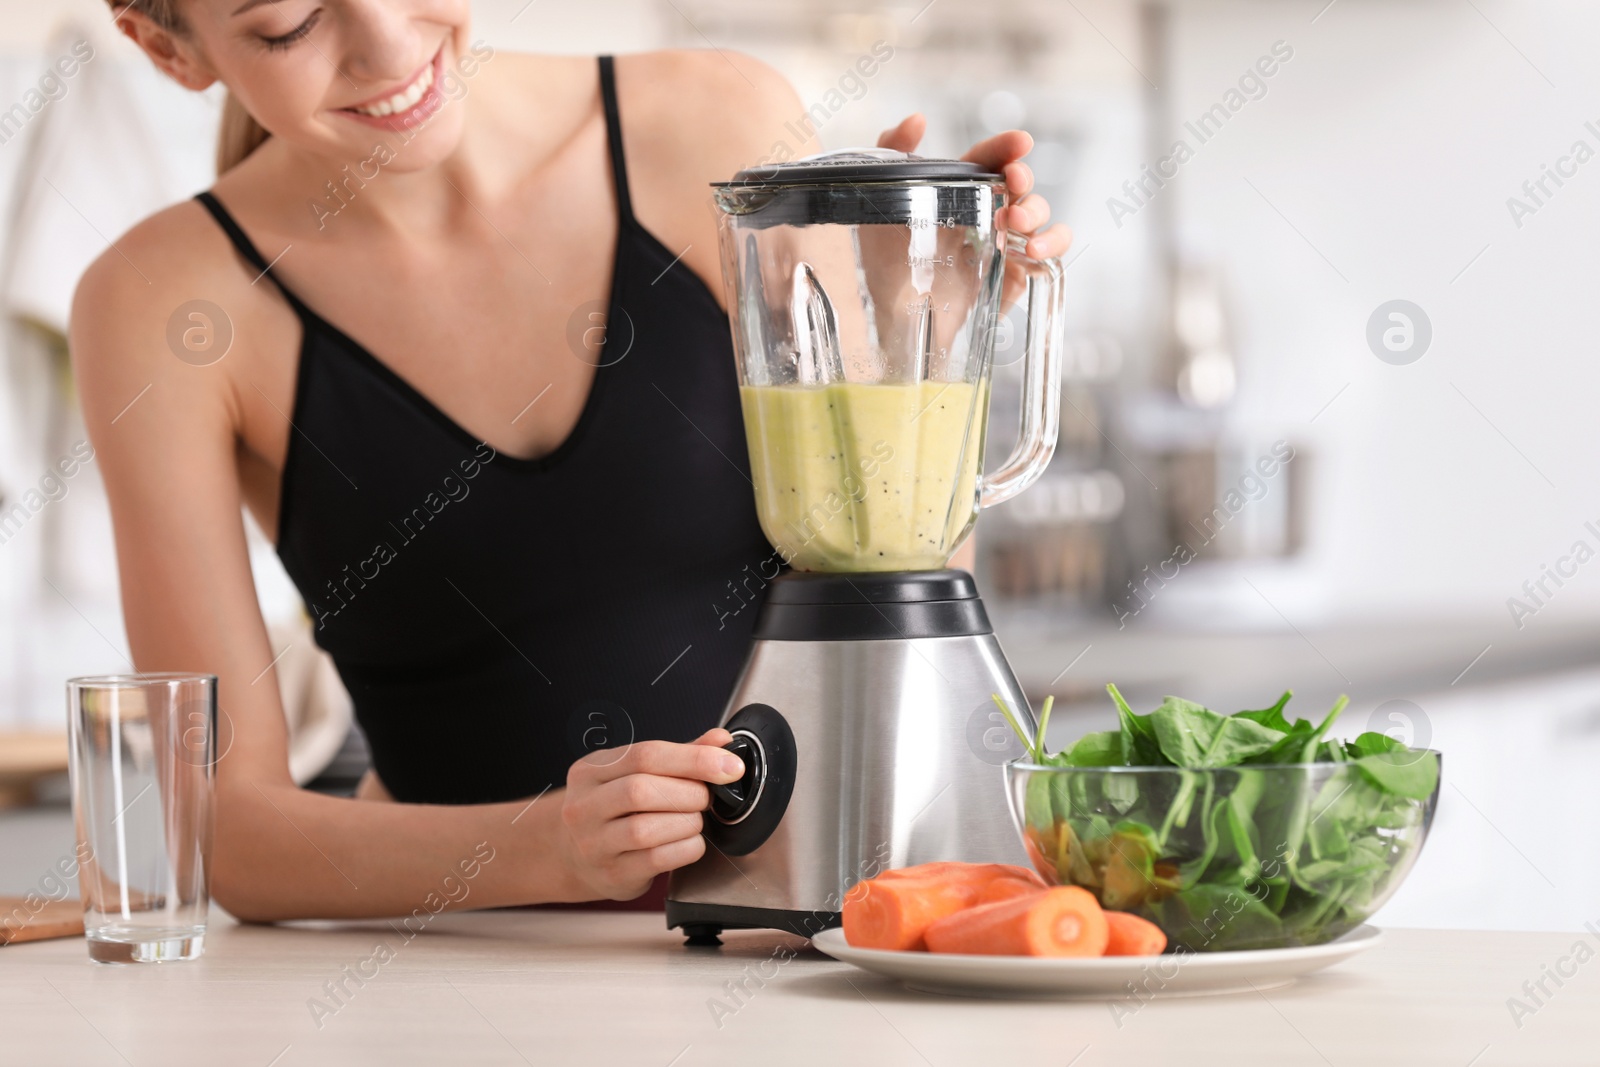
[231,0,282,14]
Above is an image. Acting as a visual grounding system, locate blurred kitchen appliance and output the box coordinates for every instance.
[666,149,1065,941]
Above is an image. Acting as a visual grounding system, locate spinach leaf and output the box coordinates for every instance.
[1150,698,1281,768]
[1107,683,1165,766]
[1317,740,1349,763]
[1161,770,1205,853]
[991,693,1038,763]
[1354,750,1440,799]
[1150,697,1214,766]
[1023,771,1054,829]
[1345,730,1405,759]
[1298,696,1349,763]
[1158,883,1284,952]
[1245,718,1316,765]
[1046,764,1074,822]
[1236,691,1294,733]
[1064,730,1123,767]
[1205,717,1285,767]
[1102,772,1140,814]
[1032,695,1056,761]
[1221,771,1265,883]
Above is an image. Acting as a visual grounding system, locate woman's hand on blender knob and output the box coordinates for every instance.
[557,729,743,901]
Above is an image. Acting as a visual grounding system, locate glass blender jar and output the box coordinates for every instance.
[714,149,1065,572]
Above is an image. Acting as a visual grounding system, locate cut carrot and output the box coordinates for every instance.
[976,877,1044,905]
[842,877,984,951]
[1103,910,1167,957]
[923,885,1109,957]
[874,862,969,882]
[877,862,1046,887]
[842,863,1053,951]
[988,864,1048,888]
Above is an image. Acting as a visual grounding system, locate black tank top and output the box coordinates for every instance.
[196,55,774,804]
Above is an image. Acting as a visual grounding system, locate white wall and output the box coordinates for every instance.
[1158,0,1600,633]
[0,0,111,52]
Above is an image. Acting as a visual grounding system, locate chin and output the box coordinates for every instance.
[365,103,469,173]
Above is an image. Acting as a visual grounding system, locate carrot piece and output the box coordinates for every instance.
[842,877,983,951]
[987,863,1048,888]
[874,862,969,882]
[843,864,1053,951]
[975,877,1044,905]
[923,885,1109,957]
[1103,910,1167,957]
[877,862,1046,887]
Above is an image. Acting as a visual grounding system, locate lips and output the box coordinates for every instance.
[338,48,445,130]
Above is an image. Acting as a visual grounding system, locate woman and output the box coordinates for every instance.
[73,0,1070,921]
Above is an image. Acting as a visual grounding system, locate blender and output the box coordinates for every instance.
[666,149,1066,943]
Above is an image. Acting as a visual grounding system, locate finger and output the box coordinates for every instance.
[609,835,707,888]
[876,113,927,153]
[582,773,711,821]
[1003,193,1051,235]
[1024,222,1073,260]
[585,739,744,786]
[1002,160,1034,201]
[692,728,733,748]
[596,811,704,856]
[960,129,1033,171]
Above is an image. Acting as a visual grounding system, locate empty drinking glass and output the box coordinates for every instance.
[66,674,216,963]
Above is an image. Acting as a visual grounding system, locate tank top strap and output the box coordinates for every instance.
[193,191,312,317]
[596,55,637,227]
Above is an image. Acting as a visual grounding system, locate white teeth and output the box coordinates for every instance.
[353,61,434,118]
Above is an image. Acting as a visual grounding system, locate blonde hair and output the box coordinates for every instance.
[109,0,270,174]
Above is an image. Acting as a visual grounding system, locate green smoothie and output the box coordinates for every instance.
[740,380,989,572]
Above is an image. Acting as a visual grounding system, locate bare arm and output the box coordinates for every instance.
[68,209,743,922]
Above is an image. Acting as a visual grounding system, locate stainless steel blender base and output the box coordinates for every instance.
[667,622,1036,938]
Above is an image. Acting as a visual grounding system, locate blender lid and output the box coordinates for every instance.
[718,148,1002,187]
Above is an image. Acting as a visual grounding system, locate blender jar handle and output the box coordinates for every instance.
[979,230,1065,509]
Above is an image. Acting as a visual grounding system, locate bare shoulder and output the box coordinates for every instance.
[70,198,273,425]
[616,49,820,183]
[622,49,807,134]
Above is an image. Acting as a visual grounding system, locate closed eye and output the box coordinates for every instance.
[260,9,321,51]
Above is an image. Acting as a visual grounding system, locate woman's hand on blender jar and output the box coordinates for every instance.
[557,728,742,901]
[877,114,1073,271]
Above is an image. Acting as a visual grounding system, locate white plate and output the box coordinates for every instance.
[810,925,1383,1000]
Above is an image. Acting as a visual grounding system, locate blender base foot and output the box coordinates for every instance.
[680,923,724,947]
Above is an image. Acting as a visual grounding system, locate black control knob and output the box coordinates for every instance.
[709,730,765,825]
[701,705,795,856]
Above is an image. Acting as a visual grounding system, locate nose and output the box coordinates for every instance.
[336,0,427,86]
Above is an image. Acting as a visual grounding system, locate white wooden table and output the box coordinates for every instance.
[2,911,1593,1066]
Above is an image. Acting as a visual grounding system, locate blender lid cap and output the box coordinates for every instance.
[717,148,1002,187]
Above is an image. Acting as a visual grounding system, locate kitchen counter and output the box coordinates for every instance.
[4,911,1592,1066]
[989,610,1600,719]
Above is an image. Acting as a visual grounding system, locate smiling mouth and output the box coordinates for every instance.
[342,49,441,119]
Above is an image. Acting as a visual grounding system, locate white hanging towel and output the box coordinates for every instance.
[2,23,214,333]
[2,20,221,572]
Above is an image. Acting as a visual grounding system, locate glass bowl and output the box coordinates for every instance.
[1003,757,1440,952]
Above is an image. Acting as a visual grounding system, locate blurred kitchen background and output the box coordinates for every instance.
[2,0,1597,935]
